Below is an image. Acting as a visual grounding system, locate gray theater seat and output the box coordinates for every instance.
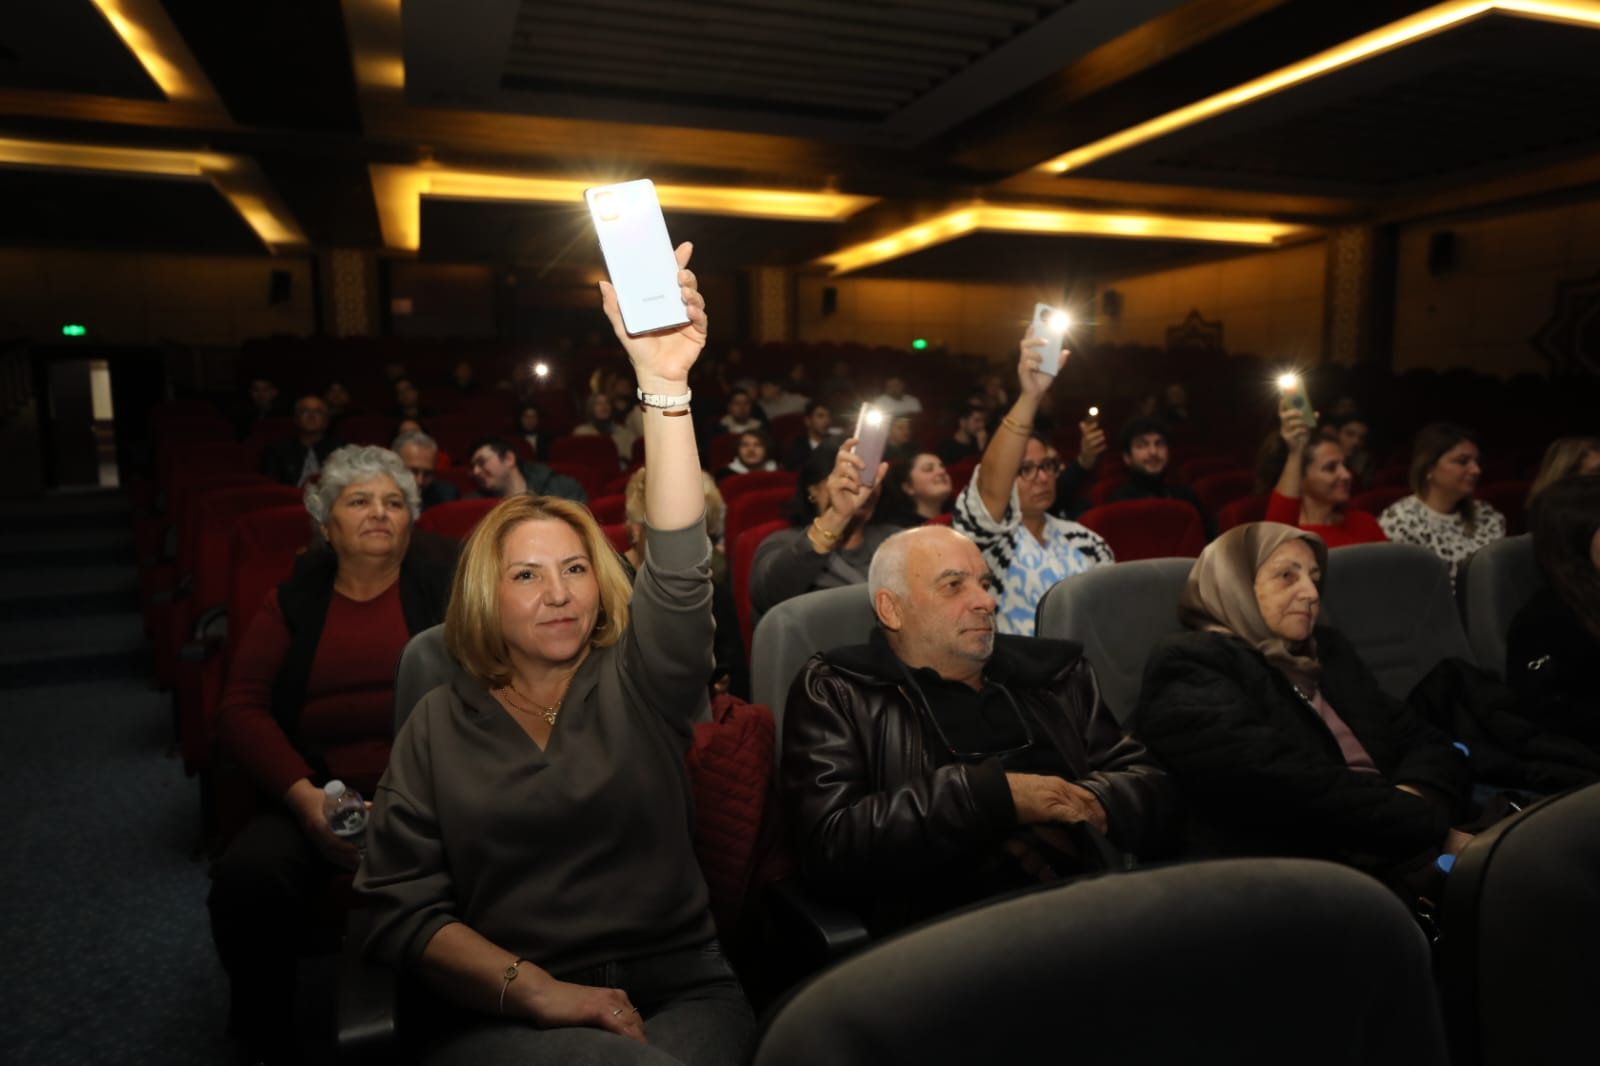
[1034,558,1194,725]
[1441,783,1600,1066]
[750,584,876,757]
[1455,534,1542,679]
[393,623,451,732]
[1321,542,1474,701]
[752,858,1448,1066]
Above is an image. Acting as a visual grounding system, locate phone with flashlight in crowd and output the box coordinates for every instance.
[1085,405,1100,428]
[584,179,690,336]
[852,403,890,489]
[1276,373,1316,429]
[1032,303,1071,376]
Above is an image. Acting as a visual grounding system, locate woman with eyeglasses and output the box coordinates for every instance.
[748,438,901,617]
[952,329,1113,636]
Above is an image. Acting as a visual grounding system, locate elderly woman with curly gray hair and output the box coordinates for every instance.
[208,444,457,1064]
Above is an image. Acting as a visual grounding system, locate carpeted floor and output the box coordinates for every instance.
[0,679,236,1065]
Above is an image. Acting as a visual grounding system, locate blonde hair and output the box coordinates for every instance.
[445,495,632,688]
[623,466,727,545]
[1527,436,1600,507]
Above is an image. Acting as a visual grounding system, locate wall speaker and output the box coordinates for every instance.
[1101,288,1123,318]
[821,285,837,315]
[1427,232,1457,276]
[268,269,293,304]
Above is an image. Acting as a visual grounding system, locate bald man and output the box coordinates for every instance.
[781,526,1174,935]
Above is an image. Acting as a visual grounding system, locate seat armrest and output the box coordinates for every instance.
[765,878,871,962]
[336,907,399,1064]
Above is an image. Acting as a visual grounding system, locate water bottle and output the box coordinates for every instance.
[323,779,367,852]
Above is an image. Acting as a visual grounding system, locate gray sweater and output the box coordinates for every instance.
[356,522,717,977]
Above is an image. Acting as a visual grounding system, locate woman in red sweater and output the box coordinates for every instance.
[1263,402,1387,548]
[208,444,455,1064]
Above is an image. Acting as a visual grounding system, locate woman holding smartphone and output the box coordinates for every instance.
[357,244,752,1066]
[1263,403,1386,549]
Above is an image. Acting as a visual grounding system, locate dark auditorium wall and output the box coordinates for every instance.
[0,249,314,345]
[1392,197,1600,378]
[1088,242,1328,363]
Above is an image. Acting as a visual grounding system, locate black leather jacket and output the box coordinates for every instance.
[782,632,1176,932]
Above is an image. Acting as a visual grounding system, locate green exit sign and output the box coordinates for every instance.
[61,324,87,337]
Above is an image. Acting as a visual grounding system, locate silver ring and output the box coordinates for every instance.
[612,1007,627,1017]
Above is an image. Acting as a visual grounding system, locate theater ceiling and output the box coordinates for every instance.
[3,0,1600,282]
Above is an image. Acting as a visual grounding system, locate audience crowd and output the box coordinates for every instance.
[139,294,1600,1066]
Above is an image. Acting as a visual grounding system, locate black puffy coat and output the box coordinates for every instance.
[1134,626,1470,871]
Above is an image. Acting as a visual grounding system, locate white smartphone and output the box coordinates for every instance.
[1276,373,1316,428]
[1032,302,1071,376]
[584,179,689,336]
[852,404,889,489]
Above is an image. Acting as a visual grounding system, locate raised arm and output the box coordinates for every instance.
[600,241,705,531]
[976,329,1060,522]
[599,242,714,728]
[1271,403,1312,504]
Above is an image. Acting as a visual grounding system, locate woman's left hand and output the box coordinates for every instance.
[599,241,707,394]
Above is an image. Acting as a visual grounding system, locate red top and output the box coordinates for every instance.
[1266,491,1388,549]
[218,582,410,799]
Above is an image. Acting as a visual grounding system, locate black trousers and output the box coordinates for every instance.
[207,809,344,1052]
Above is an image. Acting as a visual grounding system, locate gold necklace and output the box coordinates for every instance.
[495,675,574,726]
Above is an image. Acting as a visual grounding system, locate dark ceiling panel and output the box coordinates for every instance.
[1064,14,1600,197]
[0,0,160,99]
[0,168,262,253]
[500,0,1072,122]
[159,0,363,132]
[419,199,844,274]
[257,154,382,247]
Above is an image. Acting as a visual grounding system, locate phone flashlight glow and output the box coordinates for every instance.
[862,407,884,427]
[1088,406,1099,418]
[1276,373,1298,390]
[590,191,620,222]
[533,362,550,379]
[1048,310,1071,332]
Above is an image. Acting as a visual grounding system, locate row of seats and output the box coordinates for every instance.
[751,536,1542,744]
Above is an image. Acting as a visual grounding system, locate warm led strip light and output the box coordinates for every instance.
[89,0,221,106]
[370,164,877,252]
[1036,0,1600,175]
[0,138,307,251]
[818,203,1303,275]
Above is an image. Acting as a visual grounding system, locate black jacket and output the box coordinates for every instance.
[259,435,340,487]
[1134,627,1470,870]
[783,632,1174,932]
[1506,587,1600,748]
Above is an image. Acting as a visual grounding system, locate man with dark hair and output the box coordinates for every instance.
[782,525,1174,935]
[235,376,286,439]
[392,378,429,423]
[718,388,764,435]
[259,395,340,486]
[1105,416,1216,539]
[467,437,587,503]
[937,405,989,466]
[783,400,838,470]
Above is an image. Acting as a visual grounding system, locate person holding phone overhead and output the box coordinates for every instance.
[953,327,1113,637]
[357,241,753,1066]
[1264,386,1386,548]
[749,436,899,617]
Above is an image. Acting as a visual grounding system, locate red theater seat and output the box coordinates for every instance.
[1475,481,1532,535]
[1192,470,1256,515]
[550,434,623,469]
[1353,485,1411,516]
[589,493,627,525]
[719,469,797,504]
[417,497,501,540]
[1077,498,1206,561]
[723,488,793,562]
[1216,494,1269,532]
